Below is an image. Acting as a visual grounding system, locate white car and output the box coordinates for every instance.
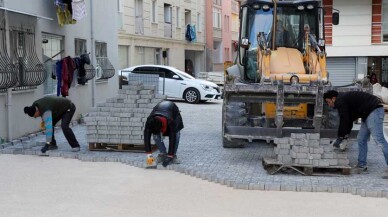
[118,65,222,104]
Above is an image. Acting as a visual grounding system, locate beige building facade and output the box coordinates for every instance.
[118,0,206,77]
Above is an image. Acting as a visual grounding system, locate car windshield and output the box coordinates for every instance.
[247,4,318,50]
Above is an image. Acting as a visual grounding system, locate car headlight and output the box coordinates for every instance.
[200,84,213,92]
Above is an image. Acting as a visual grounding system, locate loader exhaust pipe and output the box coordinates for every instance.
[272,0,278,50]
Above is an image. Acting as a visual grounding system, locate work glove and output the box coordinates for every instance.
[331,138,343,148]
[146,154,154,166]
[339,139,348,151]
[40,121,45,130]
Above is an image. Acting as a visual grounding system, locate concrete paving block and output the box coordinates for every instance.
[139,90,154,95]
[299,147,309,153]
[365,190,382,198]
[323,153,334,159]
[312,148,324,154]
[265,183,281,191]
[128,85,144,91]
[278,143,291,149]
[248,183,265,190]
[294,139,308,146]
[313,186,329,192]
[291,133,306,139]
[328,159,338,166]
[329,186,344,193]
[318,160,330,167]
[298,159,313,165]
[280,184,297,191]
[296,153,308,159]
[337,159,350,166]
[226,180,236,188]
[334,153,347,159]
[307,133,320,140]
[356,189,367,197]
[127,95,141,100]
[297,185,313,192]
[234,183,249,190]
[62,153,79,159]
[307,140,320,147]
[278,148,290,155]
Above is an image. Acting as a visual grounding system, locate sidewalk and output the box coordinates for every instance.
[1,154,387,217]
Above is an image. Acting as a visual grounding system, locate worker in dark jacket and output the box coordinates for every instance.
[323,90,388,178]
[144,100,184,167]
[24,96,80,153]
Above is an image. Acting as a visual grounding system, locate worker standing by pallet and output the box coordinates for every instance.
[24,96,81,153]
[323,90,388,178]
[144,100,184,167]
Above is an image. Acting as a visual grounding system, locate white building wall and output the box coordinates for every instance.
[0,0,119,141]
[118,0,205,72]
[327,0,388,57]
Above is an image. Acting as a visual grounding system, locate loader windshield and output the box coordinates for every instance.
[246,4,318,50]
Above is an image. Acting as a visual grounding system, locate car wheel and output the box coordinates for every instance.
[183,88,200,104]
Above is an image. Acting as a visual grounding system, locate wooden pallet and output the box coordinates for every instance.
[89,143,158,153]
[262,158,351,176]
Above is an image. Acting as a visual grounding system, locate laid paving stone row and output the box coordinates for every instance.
[1,100,387,199]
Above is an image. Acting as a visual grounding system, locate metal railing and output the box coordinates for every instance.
[96,57,115,80]
[0,16,17,91]
[10,26,46,88]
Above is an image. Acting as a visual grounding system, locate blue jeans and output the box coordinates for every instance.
[153,132,180,155]
[357,107,388,167]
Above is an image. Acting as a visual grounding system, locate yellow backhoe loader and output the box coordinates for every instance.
[223,0,370,148]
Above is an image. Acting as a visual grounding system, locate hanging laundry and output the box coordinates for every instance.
[56,5,66,26]
[73,53,90,85]
[185,24,193,41]
[61,56,76,97]
[191,24,197,42]
[55,60,63,96]
[72,0,87,21]
[55,0,76,26]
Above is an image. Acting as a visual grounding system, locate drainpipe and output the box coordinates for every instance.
[4,0,12,142]
[90,0,96,107]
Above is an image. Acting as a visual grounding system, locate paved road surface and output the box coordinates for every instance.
[0,154,387,217]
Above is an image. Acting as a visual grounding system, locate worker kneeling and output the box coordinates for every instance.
[144,100,184,167]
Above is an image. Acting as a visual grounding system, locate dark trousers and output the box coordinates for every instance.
[51,103,80,148]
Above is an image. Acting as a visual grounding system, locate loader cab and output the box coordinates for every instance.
[239,0,335,82]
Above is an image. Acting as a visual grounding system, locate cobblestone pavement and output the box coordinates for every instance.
[1,100,388,198]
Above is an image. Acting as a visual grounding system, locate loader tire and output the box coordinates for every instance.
[223,138,245,148]
[225,102,247,126]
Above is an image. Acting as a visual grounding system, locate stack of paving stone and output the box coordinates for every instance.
[274,133,349,167]
[85,81,166,145]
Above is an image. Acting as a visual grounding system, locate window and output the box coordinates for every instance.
[176,7,181,27]
[213,0,221,6]
[151,0,157,23]
[75,38,87,56]
[383,0,388,42]
[224,48,230,62]
[224,15,229,32]
[135,0,144,34]
[164,4,172,23]
[118,0,123,29]
[95,42,107,58]
[42,34,63,94]
[95,42,115,80]
[197,12,202,32]
[213,7,221,28]
[158,68,177,79]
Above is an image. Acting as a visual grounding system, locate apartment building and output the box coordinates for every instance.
[324,0,388,86]
[205,0,240,72]
[117,0,205,77]
[0,0,119,142]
